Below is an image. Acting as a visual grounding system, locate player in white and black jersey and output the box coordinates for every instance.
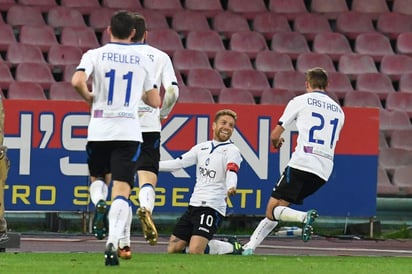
[115,14,179,259]
[242,67,345,255]
[159,109,244,255]
[71,10,161,266]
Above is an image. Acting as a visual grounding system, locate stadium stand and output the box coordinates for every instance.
[390,129,412,151]
[186,68,226,96]
[0,0,16,12]
[310,0,349,19]
[379,109,412,137]
[60,26,100,53]
[379,147,412,176]
[252,13,291,41]
[398,73,412,93]
[6,43,46,67]
[380,54,412,81]
[392,0,412,16]
[185,30,226,59]
[312,32,352,61]
[171,10,210,37]
[144,29,183,56]
[226,0,267,19]
[213,11,250,38]
[355,73,395,100]
[260,88,296,105]
[396,32,412,57]
[0,62,14,90]
[392,165,412,195]
[350,0,390,20]
[271,32,310,60]
[273,71,306,92]
[16,0,58,12]
[214,50,253,78]
[89,8,116,32]
[19,25,59,53]
[172,49,212,76]
[218,88,255,104]
[49,81,83,101]
[230,70,271,97]
[139,10,170,30]
[377,166,400,196]
[386,92,412,117]
[268,0,308,20]
[101,0,142,10]
[47,6,87,29]
[338,54,378,80]
[178,86,215,104]
[8,82,47,100]
[47,45,83,72]
[354,32,395,62]
[184,0,223,18]
[142,0,184,17]
[60,0,101,15]
[296,53,336,73]
[335,12,375,40]
[255,51,294,79]
[15,62,55,89]
[326,72,354,99]
[377,12,412,40]
[7,5,46,27]
[343,91,383,109]
[0,24,17,52]
[293,13,332,41]
[229,31,268,58]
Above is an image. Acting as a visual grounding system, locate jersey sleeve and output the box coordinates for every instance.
[278,96,304,127]
[159,144,199,172]
[76,49,95,79]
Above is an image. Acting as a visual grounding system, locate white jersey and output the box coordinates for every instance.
[159,140,242,216]
[77,42,156,142]
[134,43,178,132]
[279,91,345,180]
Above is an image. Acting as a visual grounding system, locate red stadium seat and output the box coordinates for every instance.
[172,49,212,76]
[15,62,55,89]
[380,54,412,81]
[380,131,389,149]
[48,45,82,72]
[184,0,223,18]
[16,0,58,12]
[377,166,400,196]
[177,86,215,104]
[327,72,354,99]
[343,91,382,109]
[255,51,294,79]
[89,8,116,32]
[8,81,47,100]
[214,51,253,78]
[19,25,59,52]
[399,73,412,93]
[396,32,412,57]
[313,32,352,61]
[351,0,390,20]
[186,30,226,59]
[0,62,14,90]
[377,12,412,40]
[60,0,101,15]
[392,0,412,16]
[7,5,46,27]
[229,31,268,58]
[392,165,412,194]
[101,0,142,10]
[49,81,84,101]
[355,73,395,100]
[268,0,308,20]
[186,68,226,96]
[390,129,412,151]
[273,71,305,92]
[293,13,332,41]
[61,26,100,52]
[0,0,17,12]
[47,6,87,29]
[0,24,17,52]
[379,147,412,176]
[296,53,335,73]
[386,92,412,118]
[336,12,375,40]
[252,13,291,40]
[145,29,183,56]
[6,43,46,67]
[139,10,169,31]
[271,32,310,60]
[213,12,250,38]
[338,54,378,80]
[218,88,255,105]
[172,11,210,37]
[355,32,394,62]
[227,0,267,19]
[260,88,296,105]
[142,0,183,17]
[379,109,412,137]
[310,0,349,19]
[230,70,271,97]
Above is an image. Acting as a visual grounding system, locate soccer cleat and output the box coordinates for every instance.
[0,232,9,244]
[118,246,132,260]
[227,236,243,255]
[137,207,158,246]
[104,243,119,266]
[92,199,109,240]
[302,209,319,242]
[242,248,254,256]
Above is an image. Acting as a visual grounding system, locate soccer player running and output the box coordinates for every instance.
[71,10,160,266]
[159,109,244,255]
[116,13,179,259]
[242,67,345,255]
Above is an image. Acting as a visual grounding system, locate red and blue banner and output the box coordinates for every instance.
[3,100,379,217]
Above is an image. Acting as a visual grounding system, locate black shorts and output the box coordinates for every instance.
[136,132,160,174]
[271,166,326,205]
[86,140,141,187]
[172,206,223,242]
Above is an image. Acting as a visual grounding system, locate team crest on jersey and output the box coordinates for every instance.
[205,158,210,166]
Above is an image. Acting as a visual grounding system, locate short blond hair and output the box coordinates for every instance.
[214,109,237,122]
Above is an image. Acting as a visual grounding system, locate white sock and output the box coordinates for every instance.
[207,239,234,254]
[118,202,132,249]
[106,197,129,249]
[273,206,306,223]
[243,218,278,250]
[89,179,108,205]
[139,184,155,213]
